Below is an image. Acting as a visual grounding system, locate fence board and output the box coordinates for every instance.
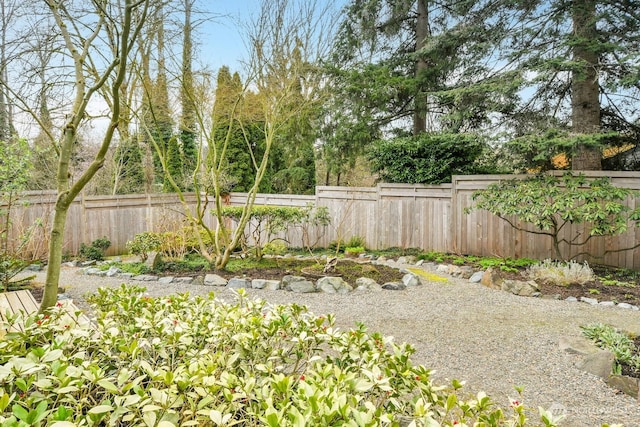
[3,171,639,269]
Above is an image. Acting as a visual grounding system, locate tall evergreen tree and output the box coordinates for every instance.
[179,0,197,188]
[113,138,145,194]
[164,135,183,191]
[211,66,257,192]
[494,0,640,170]
[330,0,517,137]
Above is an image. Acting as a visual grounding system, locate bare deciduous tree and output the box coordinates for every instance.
[32,0,151,310]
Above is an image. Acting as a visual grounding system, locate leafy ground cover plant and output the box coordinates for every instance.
[418,252,537,272]
[581,323,640,378]
[0,285,563,426]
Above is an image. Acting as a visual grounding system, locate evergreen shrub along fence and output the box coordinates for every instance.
[4,172,640,269]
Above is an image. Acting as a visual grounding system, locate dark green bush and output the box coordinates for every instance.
[78,237,111,261]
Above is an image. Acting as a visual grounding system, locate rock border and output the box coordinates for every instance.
[560,335,640,400]
[70,256,640,311]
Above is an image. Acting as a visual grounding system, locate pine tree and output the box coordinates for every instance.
[492,0,640,170]
[114,138,145,194]
[180,0,197,188]
[164,135,183,192]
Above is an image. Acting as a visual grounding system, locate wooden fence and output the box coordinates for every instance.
[4,171,640,269]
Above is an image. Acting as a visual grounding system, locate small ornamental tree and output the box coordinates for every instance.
[469,173,640,260]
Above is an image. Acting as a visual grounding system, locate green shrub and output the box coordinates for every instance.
[221,205,308,259]
[78,236,111,261]
[263,240,288,256]
[469,173,640,260]
[346,235,367,249]
[126,232,163,261]
[345,246,365,257]
[0,286,564,426]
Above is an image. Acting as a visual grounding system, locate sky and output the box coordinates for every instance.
[197,0,261,72]
[196,0,347,73]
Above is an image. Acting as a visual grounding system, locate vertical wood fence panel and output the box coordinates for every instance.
[3,171,639,269]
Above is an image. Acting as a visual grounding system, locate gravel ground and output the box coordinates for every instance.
[26,264,640,427]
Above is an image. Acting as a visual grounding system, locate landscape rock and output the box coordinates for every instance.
[599,301,616,307]
[458,266,475,279]
[317,277,353,294]
[192,276,204,286]
[607,375,639,399]
[501,280,539,297]
[580,296,599,305]
[175,277,194,284]
[436,264,449,274]
[133,274,158,281]
[158,276,174,284]
[283,275,316,293]
[144,252,163,270]
[617,302,635,310]
[396,256,416,265]
[559,336,600,356]
[80,260,96,267]
[481,268,503,290]
[447,265,462,276]
[25,264,43,272]
[119,273,134,279]
[565,296,578,302]
[84,267,102,276]
[105,266,121,277]
[382,282,406,291]
[65,261,79,268]
[402,273,421,287]
[469,271,484,283]
[355,277,382,291]
[578,350,615,380]
[204,274,227,286]
[415,259,424,266]
[252,279,281,290]
[227,277,251,289]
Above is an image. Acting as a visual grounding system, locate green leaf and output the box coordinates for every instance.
[88,405,113,415]
[11,404,28,422]
[42,349,64,363]
[97,379,120,394]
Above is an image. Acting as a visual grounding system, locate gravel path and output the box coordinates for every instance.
[27,264,640,426]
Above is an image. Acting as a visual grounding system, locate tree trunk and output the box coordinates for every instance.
[571,0,601,170]
[413,0,429,135]
[41,204,68,309]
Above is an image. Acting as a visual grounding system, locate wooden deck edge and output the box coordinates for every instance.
[0,290,91,337]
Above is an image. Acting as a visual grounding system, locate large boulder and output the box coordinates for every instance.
[481,268,503,290]
[355,277,382,291]
[227,277,251,289]
[501,279,539,297]
[283,275,316,293]
[317,277,352,294]
[559,336,600,356]
[607,375,639,399]
[402,273,421,287]
[252,279,281,290]
[204,274,227,286]
[578,350,615,380]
